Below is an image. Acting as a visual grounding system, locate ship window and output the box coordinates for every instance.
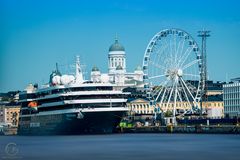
[28,93,37,99]
[52,89,62,94]
[70,86,113,92]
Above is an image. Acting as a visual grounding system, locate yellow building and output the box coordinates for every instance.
[127,95,224,119]
[0,104,21,127]
[127,98,154,115]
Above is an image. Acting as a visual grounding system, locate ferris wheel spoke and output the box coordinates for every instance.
[152,86,161,96]
[149,74,165,80]
[178,46,194,66]
[154,81,168,102]
[152,80,168,96]
[177,46,192,67]
[176,87,183,103]
[174,34,177,54]
[177,87,188,115]
[169,35,172,54]
[172,34,176,63]
[179,45,195,67]
[175,37,186,70]
[165,81,176,111]
[182,59,200,70]
[179,79,192,109]
[164,39,171,58]
[154,43,168,71]
[166,36,175,68]
[176,86,184,109]
[154,39,169,57]
[159,36,169,48]
[173,81,178,117]
[169,35,175,63]
[148,60,166,71]
[172,34,177,63]
[159,81,169,105]
[154,41,168,56]
[175,37,182,64]
[174,34,179,64]
[179,38,186,58]
[160,38,170,56]
[180,77,196,104]
[183,73,200,78]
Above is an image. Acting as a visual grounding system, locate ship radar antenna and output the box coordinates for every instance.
[55,63,61,76]
[75,55,83,83]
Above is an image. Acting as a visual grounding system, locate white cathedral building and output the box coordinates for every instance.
[90,37,144,89]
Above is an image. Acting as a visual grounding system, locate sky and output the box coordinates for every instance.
[0,0,240,92]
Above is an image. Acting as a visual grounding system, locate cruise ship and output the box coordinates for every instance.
[18,56,129,135]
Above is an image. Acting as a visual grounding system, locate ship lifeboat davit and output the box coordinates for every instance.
[28,101,38,112]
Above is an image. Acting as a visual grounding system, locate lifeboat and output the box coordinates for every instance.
[28,101,38,112]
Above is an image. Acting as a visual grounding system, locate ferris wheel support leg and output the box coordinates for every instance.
[173,81,178,119]
[154,109,157,120]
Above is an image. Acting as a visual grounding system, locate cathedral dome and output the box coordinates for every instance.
[135,65,142,71]
[92,66,100,72]
[109,39,125,52]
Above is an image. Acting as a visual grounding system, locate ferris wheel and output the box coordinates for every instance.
[143,28,202,118]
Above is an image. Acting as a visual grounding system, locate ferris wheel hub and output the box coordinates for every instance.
[166,68,182,80]
[177,69,183,77]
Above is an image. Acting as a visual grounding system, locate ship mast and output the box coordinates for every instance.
[75,56,83,83]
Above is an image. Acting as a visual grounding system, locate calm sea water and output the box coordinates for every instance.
[0,134,240,160]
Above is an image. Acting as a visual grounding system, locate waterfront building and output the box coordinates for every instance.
[90,37,144,89]
[187,80,224,96]
[223,77,240,118]
[128,98,154,115]
[127,93,223,119]
[204,95,224,119]
[0,103,21,127]
[0,91,20,102]
[205,81,225,96]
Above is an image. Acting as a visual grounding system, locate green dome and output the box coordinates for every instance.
[109,39,125,52]
[92,66,99,72]
[135,65,142,71]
